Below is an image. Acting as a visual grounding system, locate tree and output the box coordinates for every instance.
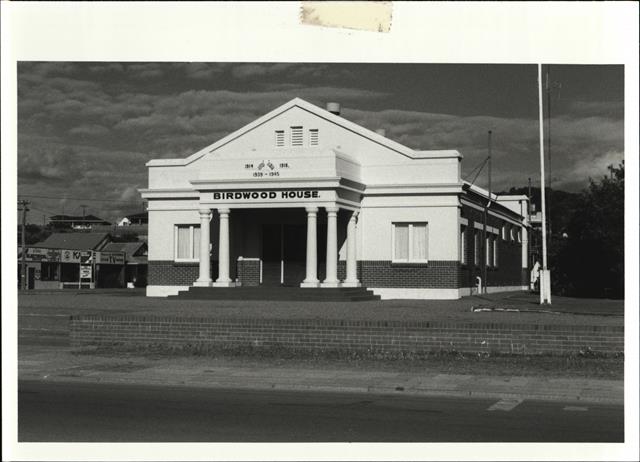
[551,162,624,298]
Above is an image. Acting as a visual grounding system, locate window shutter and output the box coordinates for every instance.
[309,129,319,146]
[275,130,285,147]
[291,126,303,146]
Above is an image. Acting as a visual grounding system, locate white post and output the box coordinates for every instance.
[343,210,360,287]
[301,206,319,287]
[322,206,340,287]
[194,208,212,286]
[213,208,235,287]
[538,64,551,304]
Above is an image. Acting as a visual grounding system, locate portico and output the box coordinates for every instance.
[191,201,361,289]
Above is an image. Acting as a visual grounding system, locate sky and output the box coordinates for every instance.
[17,62,624,224]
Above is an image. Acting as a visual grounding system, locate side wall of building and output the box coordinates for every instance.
[459,203,528,294]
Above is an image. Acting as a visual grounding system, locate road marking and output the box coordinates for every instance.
[487,398,523,411]
[563,406,588,411]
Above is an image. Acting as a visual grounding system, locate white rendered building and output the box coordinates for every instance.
[140,98,529,299]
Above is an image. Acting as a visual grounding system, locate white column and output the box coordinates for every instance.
[322,206,340,287]
[213,208,235,287]
[301,206,320,287]
[194,208,212,287]
[342,210,361,287]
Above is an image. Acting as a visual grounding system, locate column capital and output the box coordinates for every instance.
[198,208,212,217]
[217,207,231,215]
[305,206,319,213]
[325,206,339,214]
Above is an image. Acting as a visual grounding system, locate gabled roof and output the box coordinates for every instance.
[102,241,147,256]
[32,233,110,251]
[147,98,461,167]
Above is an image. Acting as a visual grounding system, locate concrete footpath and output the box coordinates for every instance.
[18,346,624,405]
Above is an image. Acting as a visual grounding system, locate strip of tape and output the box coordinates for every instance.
[300,1,392,33]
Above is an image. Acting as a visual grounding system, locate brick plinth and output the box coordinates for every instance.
[70,316,623,356]
[237,259,260,286]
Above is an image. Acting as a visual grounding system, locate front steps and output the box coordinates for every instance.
[169,286,381,301]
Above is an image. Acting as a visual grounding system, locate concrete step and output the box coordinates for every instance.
[170,286,380,301]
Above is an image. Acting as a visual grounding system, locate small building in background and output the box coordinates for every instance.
[101,241,148,287]
[19,233,128,289]
[48,214,111,231]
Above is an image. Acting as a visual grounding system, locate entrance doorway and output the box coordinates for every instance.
[261,224,307,286]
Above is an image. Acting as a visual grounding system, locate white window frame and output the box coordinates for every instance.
[474,230,481,267]
[493,235,499,267]
[509,226,515,241]
[460,225,467,265]
[485,235,492,267]
[174,224,201,262]
[516,228,522,243]
[391,222,429,263]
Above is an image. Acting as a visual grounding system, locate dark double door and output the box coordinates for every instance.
[262,224,325,286]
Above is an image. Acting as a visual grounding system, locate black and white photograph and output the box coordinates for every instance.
[3,2,638,461]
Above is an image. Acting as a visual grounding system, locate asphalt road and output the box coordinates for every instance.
[18,380,623,442]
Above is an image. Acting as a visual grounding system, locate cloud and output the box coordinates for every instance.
[16,62,625,221]
[566,100,624,119]
[68,124,110,137]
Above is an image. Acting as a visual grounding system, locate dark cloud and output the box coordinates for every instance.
[17,62,624,222]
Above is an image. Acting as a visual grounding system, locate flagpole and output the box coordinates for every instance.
[538,64,551,304]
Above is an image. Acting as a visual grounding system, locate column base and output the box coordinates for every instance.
[212,280,237,287]
[341,280,361,288]
[300,280,320,288]
[320,280,341,288]
[193,280,212,287]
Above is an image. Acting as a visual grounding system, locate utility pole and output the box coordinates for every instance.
[19,199,30,290]
[481,130,492,294]
[538,64,551,304]
[546,65,553,240]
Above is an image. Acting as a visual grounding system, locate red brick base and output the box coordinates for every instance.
[70,316,623,356]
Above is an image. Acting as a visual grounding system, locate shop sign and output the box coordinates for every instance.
[80,265,92,279]
[26,248,49,261]
[96,252,125,265]
[60,250,91,263]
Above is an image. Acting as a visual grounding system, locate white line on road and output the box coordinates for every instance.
[487,398,524,411]
[563,406,588,411]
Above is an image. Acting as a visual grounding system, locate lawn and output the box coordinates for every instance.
[18,289,623,326]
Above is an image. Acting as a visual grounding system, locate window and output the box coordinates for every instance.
[392,222,428,262]
[493,236,499,267]
[474,230,481,266]
[485,235,493,267]
[460,226,467,264]
[290,126,303,146]
[501,225,507,240]
[175,224,201,261]
[509,226,515,241]
[309,128,319,146]
[275,130,285,147]
[516,229,522,243]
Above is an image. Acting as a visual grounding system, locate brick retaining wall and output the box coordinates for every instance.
[70,316,623,355]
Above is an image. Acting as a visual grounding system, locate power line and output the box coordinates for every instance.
[18,193,144,204]
[469,156,490,186]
